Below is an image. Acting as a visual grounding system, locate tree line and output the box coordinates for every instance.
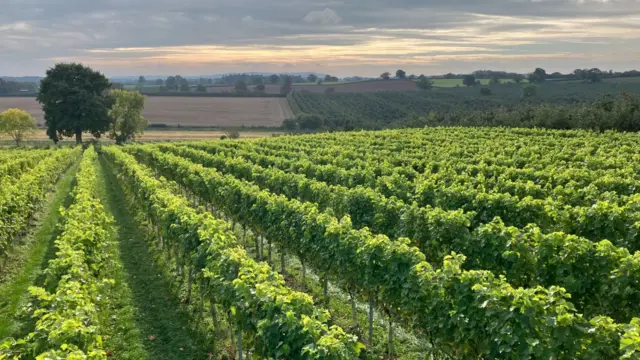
[0,79,37,94]
[134,73,342,93]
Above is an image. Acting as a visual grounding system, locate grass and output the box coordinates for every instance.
[0,130,278,147]
[0,160,80,339]
[240,231,432,360]
[123,84,162,90]
[98,156,213,360]
[293,81,344,86]
[93,153,148,359]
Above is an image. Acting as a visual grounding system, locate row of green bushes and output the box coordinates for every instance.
[400,92,640,132]
[285,92,640,132]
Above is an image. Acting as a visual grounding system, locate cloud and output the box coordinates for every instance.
[0,21,32,32]
[241,15,255,25]
[303,8,342,25]
[1,0,640,76]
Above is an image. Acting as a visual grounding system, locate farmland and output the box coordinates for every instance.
[288,80,640,130]
[430,78,514,87]
[1,127,640,359]
[0,97,293,128]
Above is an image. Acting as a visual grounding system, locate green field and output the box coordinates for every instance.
[430,78,515,87]
[287,79,640,131]
[122,84,162,91]
[292,81,344,86]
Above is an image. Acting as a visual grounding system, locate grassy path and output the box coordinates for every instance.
[0,161,79,339]
[97,156,212,360]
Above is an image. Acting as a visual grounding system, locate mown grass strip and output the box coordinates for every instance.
[98,156,212,360]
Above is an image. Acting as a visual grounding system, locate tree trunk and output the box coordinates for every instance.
[228,314,236,356]
[242,226,247,246]
[388,313,394,358]
[323,276,329,304]
[281,251,286,276]
[369,297,374,347]
[255,236,260,259]
[268,238,272,264]
[237,331,243,360]
[186,266,194,304]
[350,290,359,330]
[210,303,219,332]
[75,129,82,145]
[301,260,306,291]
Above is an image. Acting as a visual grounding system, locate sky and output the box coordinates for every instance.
[1,0,640,77]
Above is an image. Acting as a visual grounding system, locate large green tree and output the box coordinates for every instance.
[280,76,293,94]
[527,68,547,83]
[462,75,476,87]
[37,63,113,144]
[108,89,147,144]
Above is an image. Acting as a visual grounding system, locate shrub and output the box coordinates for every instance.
[522,84,537,98]
[480,87,492,96]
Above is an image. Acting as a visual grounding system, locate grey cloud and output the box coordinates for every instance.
[1,0,639,75]
[303,8,343,25]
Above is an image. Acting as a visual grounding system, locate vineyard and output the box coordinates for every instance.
[287,82,640,131]
[1,127,640,359]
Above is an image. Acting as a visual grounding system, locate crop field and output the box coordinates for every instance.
[288,81,640,130]
[292,79,418,93]
[430,78,514,87]
[0,97,293,128]
[1,127,640,359]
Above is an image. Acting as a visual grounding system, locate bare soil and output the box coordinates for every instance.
[0,97,293,127]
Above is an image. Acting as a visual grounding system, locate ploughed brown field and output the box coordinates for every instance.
[0,97,293,127]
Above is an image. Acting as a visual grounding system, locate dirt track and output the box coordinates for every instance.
[0,97,293,127]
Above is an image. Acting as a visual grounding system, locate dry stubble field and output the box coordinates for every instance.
[0,97,293,127]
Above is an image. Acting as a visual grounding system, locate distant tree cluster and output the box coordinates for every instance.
[527,68,548,84]
[323,74,339,82]
[217,73,316,86]
[429,68,640,84]
[573,68,604,83]
[379,70,414,80]
[0,79,37,94]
